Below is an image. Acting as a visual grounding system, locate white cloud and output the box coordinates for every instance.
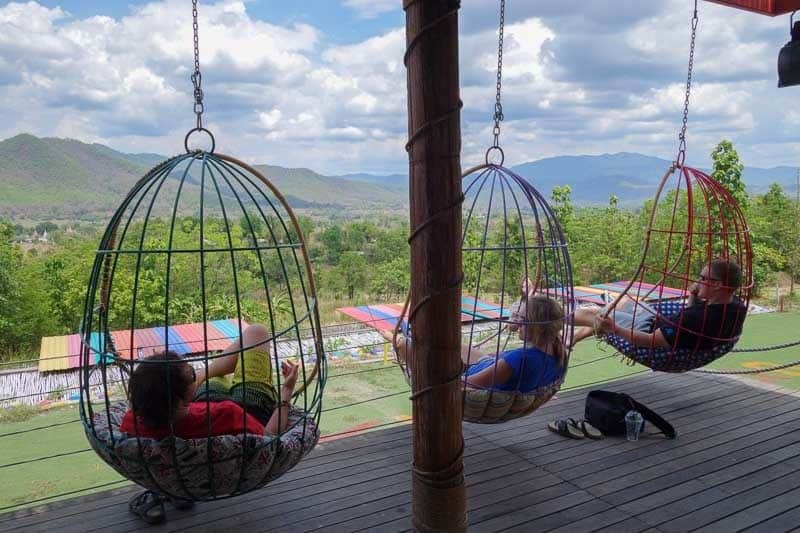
[0,0,797,174]
[343,0,397,20]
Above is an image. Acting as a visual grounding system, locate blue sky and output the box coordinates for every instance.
[0,0,797,174]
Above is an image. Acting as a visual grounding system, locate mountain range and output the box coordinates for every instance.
[0,133,796,222]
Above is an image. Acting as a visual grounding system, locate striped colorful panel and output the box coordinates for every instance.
[615,280,687,299]
[568,287,607,305]
[135,328,163,358]
[338,305,402,331]
[211,319,248,345]
[67,334,82,368]
[460,296,508,320]
[593,281,686,301]
[38,335,69,372]
[164,326,191,355]
[204,321,240,352]
[110,330,137,361]
[87,332,110,365]
[172,323,211,354]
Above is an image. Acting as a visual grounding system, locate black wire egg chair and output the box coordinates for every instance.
[79,3,325,502]
[393,0,574,423]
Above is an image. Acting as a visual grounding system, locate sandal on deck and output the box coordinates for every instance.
[129,490,166,524]
[548,419,584,439]
[572,418,604,440]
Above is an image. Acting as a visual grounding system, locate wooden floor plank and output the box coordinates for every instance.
[2,373,798,533]
[742,504,800,533]
[570,400,800,492]
[656,473,800,532]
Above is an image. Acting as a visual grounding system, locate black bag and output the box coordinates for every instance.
[584,390,676,439]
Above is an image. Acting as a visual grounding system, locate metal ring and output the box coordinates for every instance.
[485,146,505,166]
[676,150,686,167]
[184,127,215,154]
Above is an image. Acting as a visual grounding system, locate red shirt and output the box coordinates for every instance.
[120,400,265,439]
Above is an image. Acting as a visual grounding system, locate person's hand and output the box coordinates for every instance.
[689,282,699,296]
[688,282,700,304]
[280,360,299,394]
[596,314,616,334]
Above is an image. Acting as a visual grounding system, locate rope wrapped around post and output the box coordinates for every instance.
[403,0,466,530]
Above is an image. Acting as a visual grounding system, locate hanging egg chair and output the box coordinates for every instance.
[392,0,573,423]
[79,3,324,502]
[394,161,574,423]
[597,0,752,373]
[601,164,752,372]
[80,150,325,500]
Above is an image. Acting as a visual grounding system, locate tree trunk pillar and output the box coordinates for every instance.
[403,0,466,531]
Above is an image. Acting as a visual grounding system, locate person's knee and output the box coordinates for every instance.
[242,324,269,351]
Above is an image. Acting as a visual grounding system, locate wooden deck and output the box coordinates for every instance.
[2,372,800,532]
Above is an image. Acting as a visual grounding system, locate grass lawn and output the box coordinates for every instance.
[1,310,799,511]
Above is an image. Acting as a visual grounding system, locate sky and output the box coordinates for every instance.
[0,0,797,174]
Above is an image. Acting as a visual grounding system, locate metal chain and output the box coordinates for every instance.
[677,0,699,166]
[491,0,505,149]
[191,0,204,130]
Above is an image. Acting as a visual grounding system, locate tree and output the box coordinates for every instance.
[0,222,23,354]
[711,140,748,210]
[331,252,368,300]
[748,182,795,294]
[550,185,574,231]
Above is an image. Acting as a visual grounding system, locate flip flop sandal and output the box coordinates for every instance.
[578,420,603,440]
[129,490,166,524]
[548,419,584,439]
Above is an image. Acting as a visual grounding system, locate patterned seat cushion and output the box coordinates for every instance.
[462,378,563,423]
[85,401,319,500]
[603,301,736,373]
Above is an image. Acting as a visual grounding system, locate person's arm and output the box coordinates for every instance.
[265,360,298,435]
[598,315,670,348]
[463,359,514,389]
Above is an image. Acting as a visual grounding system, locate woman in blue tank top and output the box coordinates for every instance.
[384,294,567,393]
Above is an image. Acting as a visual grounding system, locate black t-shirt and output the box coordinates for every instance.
[657,299,747,350]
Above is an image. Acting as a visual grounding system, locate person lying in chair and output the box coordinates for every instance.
[383,294,567,392]
[121,323,298,439]
[121,324,299,524]
[572,259,747,350]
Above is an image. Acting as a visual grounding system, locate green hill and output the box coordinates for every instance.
[0,134,405,222]
[0,134,149,221]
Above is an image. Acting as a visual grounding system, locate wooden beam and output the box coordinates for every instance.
[403,0,466,531]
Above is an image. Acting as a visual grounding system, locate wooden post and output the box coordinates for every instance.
[404,1,466,531]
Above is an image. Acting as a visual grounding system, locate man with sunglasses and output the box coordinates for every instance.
[573,259,747,350]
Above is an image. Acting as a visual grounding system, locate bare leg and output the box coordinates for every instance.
[380,330,411,366]
[572,326,595,345]
[574,307,600,327]
[382,330,479,368]
[196,324,269,385]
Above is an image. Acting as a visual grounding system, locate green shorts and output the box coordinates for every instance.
[194,348,277,412]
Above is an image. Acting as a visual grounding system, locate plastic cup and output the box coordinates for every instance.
[625,410,644,441]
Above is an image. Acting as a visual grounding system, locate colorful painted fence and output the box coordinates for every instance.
[338,281,687,331]
[569,280,687,306]
[38,319,249,373]
[337,296,511,332]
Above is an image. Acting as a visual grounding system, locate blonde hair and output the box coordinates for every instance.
[524,295,566,367]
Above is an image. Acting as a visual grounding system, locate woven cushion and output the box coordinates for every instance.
[85,401,318,500]
[462,378,563,423]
